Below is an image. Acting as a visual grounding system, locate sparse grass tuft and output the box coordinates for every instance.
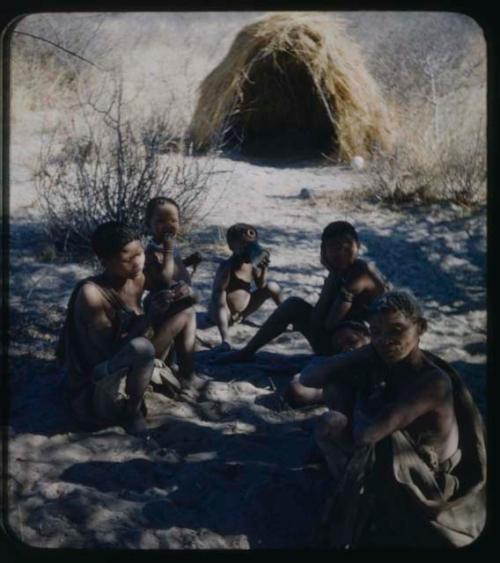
[364,122,486,209]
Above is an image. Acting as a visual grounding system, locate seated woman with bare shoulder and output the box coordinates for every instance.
[57,221,198,436]
[298,290,486,548]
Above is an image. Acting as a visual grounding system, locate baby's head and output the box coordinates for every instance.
[331,321,371,354]
[321,221,360,273]
[145,197,180,241]
[226,223,258,254]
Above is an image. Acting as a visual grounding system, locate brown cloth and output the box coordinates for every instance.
[320,351,486,549]
[56,275,140,426]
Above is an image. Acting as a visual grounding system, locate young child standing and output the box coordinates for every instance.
[208,223,282,349]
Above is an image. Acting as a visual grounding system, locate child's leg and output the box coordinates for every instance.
[173,307,197,386]
[208,298,233,344]
[152,306,196,363]
[241,281,283,319]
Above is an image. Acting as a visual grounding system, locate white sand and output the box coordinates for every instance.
[7,155,486,549]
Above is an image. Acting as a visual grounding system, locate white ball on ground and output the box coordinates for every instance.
[350,155,365,171]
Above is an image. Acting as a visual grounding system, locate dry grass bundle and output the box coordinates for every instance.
[189,12,393,161]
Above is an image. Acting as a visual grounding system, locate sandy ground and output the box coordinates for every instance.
[7,153,486,549]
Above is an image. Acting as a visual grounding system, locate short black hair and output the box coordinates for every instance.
[369,290,426,326]
[227,223,258,246]
[321,221,359,245]
[332,320,371,338]
[145,197,180,225]
[91,221,140,260]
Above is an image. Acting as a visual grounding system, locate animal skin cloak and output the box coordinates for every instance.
[320,351,486,549]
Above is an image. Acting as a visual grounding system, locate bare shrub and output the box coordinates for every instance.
[33,73,218,255]
[436,124,486,207]
[365,120,486,208]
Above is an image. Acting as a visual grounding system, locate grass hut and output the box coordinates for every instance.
[189,13,393,161]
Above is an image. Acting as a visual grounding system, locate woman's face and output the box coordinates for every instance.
[369,309,423,364]
[105,240,145,279]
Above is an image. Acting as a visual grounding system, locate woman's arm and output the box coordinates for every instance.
[310,273,336,327]
[324,271,373,331]
[298,345,373,389]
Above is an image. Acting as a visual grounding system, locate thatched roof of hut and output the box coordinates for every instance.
[189,13,393,161]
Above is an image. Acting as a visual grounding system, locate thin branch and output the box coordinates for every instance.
[13,30,108,72]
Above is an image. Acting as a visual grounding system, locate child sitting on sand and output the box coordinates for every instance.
[208,223,283,349]
[143,196,203,390]
[217,221,388,363]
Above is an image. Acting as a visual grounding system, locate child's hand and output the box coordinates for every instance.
[187,251,203,267]
[184,251,203,274]
[259,254,270,269]
[162,233,175,252]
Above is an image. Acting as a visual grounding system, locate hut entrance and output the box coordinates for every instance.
[225,51,337,160]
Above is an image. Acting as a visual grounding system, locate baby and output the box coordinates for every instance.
[208,223,282,349]
[143,197,201,317]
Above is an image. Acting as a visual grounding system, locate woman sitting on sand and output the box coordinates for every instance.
[217,221,388,364]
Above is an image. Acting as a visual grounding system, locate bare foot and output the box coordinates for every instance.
[122,411,149,436]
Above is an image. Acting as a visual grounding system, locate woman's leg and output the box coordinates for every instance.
[216,296,312,362]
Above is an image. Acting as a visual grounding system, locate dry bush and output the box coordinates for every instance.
[365,121,486,208]
[33,74,219,256]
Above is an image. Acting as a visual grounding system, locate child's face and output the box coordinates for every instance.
[322,236,359,272]
[104,240,145,279]
[150,204,180,240]
[369,309,423,365]
[229,238,248,256]
[332,327,370,354]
